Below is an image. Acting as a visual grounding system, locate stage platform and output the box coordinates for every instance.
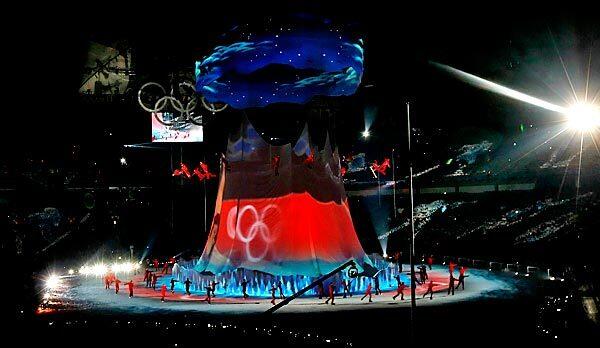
[51,265,521,315]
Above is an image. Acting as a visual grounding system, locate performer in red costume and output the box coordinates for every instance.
[456,266,468,290]
[124,280,134,297]
[153,258,159,271]
[427,255,434,270]
[161,284,167,302]
[324,283,336,305]
[172,163,192,178]
[114,278,121,294]
[371,158,391,175]
[393,281,406,300]
[423,280,435,300]
[340,166,347,177]
[361,283,373,302]
[448,261,456,275]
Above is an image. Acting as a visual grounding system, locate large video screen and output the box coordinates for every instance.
[151,113,203,142]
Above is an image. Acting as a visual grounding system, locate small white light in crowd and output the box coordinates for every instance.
[68,269,74,275]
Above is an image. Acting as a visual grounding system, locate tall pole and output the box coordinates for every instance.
[392,148,396,218]
[407,101,417,341]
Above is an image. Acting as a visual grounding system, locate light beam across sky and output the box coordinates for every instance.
[430,61,568,114]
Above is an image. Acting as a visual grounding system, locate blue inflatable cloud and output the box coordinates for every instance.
[195,27,364,109]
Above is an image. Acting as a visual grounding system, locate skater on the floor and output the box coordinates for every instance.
[373,275,381,295]
[270,284,277,305]
[241,279,249,299]
[361,282,373,302]
[151,273,158,290]
[342,279,352,298]
[317,281,324,299]
[124,280,134,297]
[184,278,192,295]
[104,275,111,290]
[423,280,434,300]
[170,278,178,293]
[204,285,212,304]
[277,280,285,299]
[393,281,406,300]
[427,255,433,270]
[161,284,167,302]
[153,258,159,271]
[410,271,422,286]
[418,265,426,284]
[447,272,456,296]
[448,261,456,275]
[114,278,121,294]
[211,280,217,297]
[324,283,336,305]
[456,266,468,290]
[162,261,169,274]
[146,271,152,288]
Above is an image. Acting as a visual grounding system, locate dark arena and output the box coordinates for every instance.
[8,3,600,347]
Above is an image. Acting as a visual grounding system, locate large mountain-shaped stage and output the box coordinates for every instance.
[175,119,380,297]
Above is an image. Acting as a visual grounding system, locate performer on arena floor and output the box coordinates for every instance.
[161,284,167,302]
[373,275,382,295]
[151,273,158,290]
[456,266,468,290]
[324,283,336,305]
[361,282,373,302]
[423,280,435,300]
[114,278,121,294]
[270,285,277,305]
[146,271,153,288]
[211,280,217,297]
[162,261,169,274]
[277,280,286,299]
[184,278,192,295]
[104,275,111,290]
[204,286,212,304]
[170,278,178,293]
[317,281,324,299]
[342,279,352,298]
[393,281,406,300]
[241,279,249,299]
[124,280,134,297]
[448,272,457,296]
[427,255,433,270]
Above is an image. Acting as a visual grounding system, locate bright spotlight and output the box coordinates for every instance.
[566,103,600,131]
[362,129,370,138]
[45,274,61,290]
[68,269,74,275]
[120,157,127,166]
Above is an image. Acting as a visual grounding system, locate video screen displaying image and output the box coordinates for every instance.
[151,113,203,142]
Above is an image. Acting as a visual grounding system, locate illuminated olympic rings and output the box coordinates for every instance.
[226,204,281,262]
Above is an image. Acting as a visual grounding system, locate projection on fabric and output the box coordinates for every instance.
[195,24,364,109]
[196,120,371,277]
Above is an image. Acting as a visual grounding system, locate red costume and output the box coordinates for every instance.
[161,284,167,301]
[153,259,159,270]
[325,283,336,305]
[371,158,391,175]
[340,167,347,177]
[114,279,121,294]
[361,284,373,302]
[125,281,134,297]
[303,151,315,166]
[172,163,192,178]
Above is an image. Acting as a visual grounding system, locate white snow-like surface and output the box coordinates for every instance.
[68,266,519,315]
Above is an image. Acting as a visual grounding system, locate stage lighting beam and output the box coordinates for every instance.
[362,129,370,138]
